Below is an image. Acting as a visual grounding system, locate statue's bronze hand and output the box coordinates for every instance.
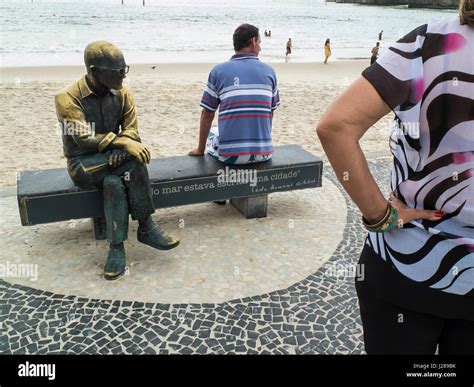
[112,137,151,164]
[125,140,150,164]
[108,149,129,168]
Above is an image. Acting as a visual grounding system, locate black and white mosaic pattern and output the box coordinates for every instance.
[0,158,391,354]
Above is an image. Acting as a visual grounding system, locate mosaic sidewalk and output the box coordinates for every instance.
[0,157,391,354]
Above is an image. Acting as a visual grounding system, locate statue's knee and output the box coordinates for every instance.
[123,159,148,178]
[134,161,148,174]
[103,175,125,193]
[130,158,146,171]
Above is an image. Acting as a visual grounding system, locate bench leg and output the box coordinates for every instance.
[91,216,107,240]
[230,195,268,219]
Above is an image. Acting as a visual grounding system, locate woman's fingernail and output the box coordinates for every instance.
[435,211,445,217]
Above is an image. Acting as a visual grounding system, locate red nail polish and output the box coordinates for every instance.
[435,211,445,217]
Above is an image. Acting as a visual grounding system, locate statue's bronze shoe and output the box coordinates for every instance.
[137,225,180,250]
[103,244,126,281]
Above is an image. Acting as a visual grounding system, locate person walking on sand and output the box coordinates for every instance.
[379,30,383,40]
[324,38,331,64]
[370,41,380,65]
[286,38,292,56]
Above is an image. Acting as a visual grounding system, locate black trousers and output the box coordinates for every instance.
[67,152,155,244]
[356,246,474,355]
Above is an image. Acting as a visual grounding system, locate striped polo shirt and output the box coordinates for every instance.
[200,53,280,157]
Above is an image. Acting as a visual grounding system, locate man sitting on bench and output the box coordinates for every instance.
[189,23,280,167]
[55,41,179,281]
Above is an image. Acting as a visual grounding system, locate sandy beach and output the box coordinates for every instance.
[2,0,471,361]
[0,58,394,306]
[0,57,391,350]
[0,60,392,189]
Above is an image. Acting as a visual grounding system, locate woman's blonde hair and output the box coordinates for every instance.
[459,0,474,26]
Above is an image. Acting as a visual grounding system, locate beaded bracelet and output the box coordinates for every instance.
[362,202,398,233]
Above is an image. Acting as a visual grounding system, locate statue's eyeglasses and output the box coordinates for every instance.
[90,65,130,76]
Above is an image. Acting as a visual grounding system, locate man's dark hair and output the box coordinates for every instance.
[233,24,259,51]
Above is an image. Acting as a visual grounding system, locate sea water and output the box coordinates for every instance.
[0,0,457,66]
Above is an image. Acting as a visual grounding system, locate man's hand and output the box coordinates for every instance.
[189,109,215,157]
[188,148,205,156]
[108,149,129,168]
[112,137,151,164]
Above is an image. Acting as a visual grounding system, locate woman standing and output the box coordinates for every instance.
[324,38,331,64]
[317,0,474,354]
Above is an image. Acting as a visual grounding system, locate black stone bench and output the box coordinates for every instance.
[17,145,323,240]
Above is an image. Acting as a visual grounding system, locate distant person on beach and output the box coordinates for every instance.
[324,38,331,64]
[317,0,474,354]
[264,30,268,37]
[379,30,383,40]
[286,38,292,56]
[370,41,380,65]
[268,30,272,37]
[189,23,280,166]
[55,41,179,281]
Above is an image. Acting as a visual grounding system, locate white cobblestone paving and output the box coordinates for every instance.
[0,157,392,354]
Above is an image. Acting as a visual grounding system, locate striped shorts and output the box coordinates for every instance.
[205,127,272,165]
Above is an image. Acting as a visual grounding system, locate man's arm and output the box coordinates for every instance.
[271,74,280,116]
[190,68,220,156]
[189,108,215,156]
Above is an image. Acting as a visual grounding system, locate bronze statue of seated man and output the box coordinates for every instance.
[55,41,179,281]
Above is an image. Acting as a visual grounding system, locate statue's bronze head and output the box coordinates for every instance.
[84,41,128,90]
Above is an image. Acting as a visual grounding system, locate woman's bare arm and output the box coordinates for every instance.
[317,76,390,223]
[317,76,443,225]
